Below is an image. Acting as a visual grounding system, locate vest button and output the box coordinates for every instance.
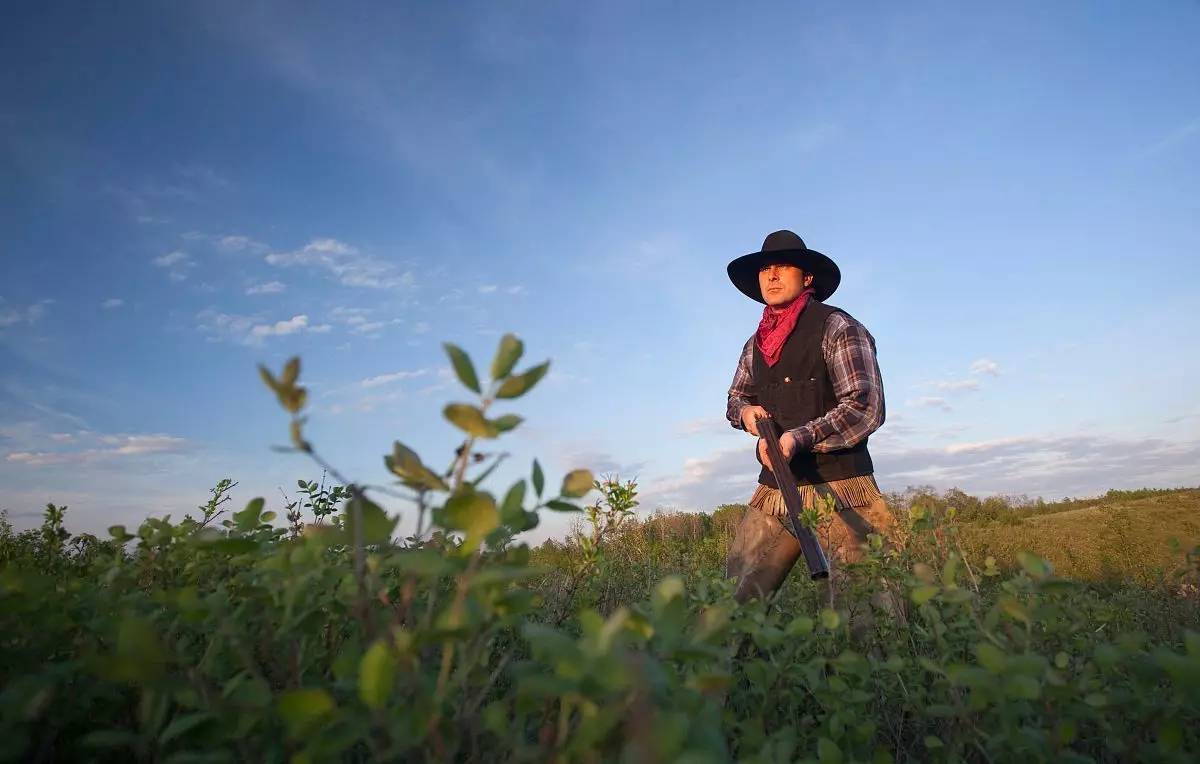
[784,376,791,383]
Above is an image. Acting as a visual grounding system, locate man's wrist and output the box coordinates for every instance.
[785,426,814,451]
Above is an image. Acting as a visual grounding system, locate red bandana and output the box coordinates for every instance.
[755,288,815,366]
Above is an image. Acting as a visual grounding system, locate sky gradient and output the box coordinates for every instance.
[2,1,1198,541]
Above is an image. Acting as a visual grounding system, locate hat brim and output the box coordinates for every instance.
[727,248,841,304]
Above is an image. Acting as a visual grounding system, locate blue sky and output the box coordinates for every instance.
[2,1,1198,541]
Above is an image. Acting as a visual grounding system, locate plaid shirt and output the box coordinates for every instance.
[726,310,885,452]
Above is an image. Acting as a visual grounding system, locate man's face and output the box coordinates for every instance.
[758,263,812,307]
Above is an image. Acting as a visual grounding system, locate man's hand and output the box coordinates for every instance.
[740,405,770,436]
[757,430,797,471]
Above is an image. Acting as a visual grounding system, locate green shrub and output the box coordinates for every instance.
[2,335,1198,762]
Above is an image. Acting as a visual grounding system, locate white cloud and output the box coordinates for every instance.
[196,309,332,344]
[478,284,498,294]
[637,432,1200,512]
[970,358,1000,376]
[101,298,124,309]
[154,251,190,267]
[250,314,310,339]
[412,321,430,334]
[5,432,189,467]
[675,417,740,437]
[350,321,386,335]
[0,299,52,328]
[933,379,980,393]
[245,281,286,295]
[218,234,269,254]
[360,369,429,388]
[265,238,415,290]
[152,250,196,281]
[506,285,527,296]
[908,396,952,412]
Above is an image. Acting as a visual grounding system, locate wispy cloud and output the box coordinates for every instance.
[218,234,270,254]
[478,284,498,294]
[249,314,330,340]
[101,298,124,309]
[265,238,415,290]
[908,396,952,412]
[0,299,52,328]
[1139,116,1200,158]
[197,309,329,344]
[5,432,190,467]
[969,358,1000,376]
[359,369,429,388]
[933,379,980,393]
[245,280,286,295]
[639,432,1200,512]
[152,250,196,281]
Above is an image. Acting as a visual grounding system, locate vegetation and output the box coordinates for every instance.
[1,335,1198,762]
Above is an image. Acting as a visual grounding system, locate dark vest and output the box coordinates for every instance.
[751,301,875,488]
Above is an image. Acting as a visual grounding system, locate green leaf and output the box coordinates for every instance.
[159,711,216,745]
[495,361,550,399]
[1005,675,1041,700]
[786,616,814,636]
[441,491,499,552]
[386,549,455,578]
[544,499,580,512]
[281,357,301,386]
[443,343,481,393]
[346,497,397,545]
[976,642,1007,673]
[385,441,448,491]
[910,586,939,605]
[491,414,523,433]
[924,736,944,749]
[820,608,841,631]
[531,459,544,497]
[444,403,498,438]
[998,596,1031,625]
[1084,692,1107,708]
[81,730,139,749]
[560,469,595,499]
[817,736,843,764]
[233,498,265,532]
[358,640,396,710]
[500,480,527,524]
[1017,551,1052,580]
[278,689,335,737]
[108,525,132,542]
[490,333,524,380]
[258,364,280,393]
[204,537,259,555]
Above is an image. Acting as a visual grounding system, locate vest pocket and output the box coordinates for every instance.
[781,378,818,428]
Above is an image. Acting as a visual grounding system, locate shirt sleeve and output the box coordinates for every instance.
[784,312,885,452]
[726,335,756,430]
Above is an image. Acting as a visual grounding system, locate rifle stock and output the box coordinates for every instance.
[756,416,830,580]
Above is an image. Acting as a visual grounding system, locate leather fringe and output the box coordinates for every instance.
[748,475,882,518]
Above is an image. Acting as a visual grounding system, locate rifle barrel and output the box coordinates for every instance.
[756,416,830,580]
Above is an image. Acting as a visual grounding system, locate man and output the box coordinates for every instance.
[724,229,899,608]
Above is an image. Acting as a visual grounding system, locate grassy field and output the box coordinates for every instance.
[958,489,1200,584]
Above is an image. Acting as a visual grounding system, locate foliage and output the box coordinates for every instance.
[2,335,1199,762]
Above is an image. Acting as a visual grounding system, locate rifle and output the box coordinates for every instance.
[756,415,830,580]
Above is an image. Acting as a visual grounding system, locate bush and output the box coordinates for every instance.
[2,335,1199,762]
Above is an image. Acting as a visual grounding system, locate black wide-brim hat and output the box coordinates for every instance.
[727,230,841,304]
